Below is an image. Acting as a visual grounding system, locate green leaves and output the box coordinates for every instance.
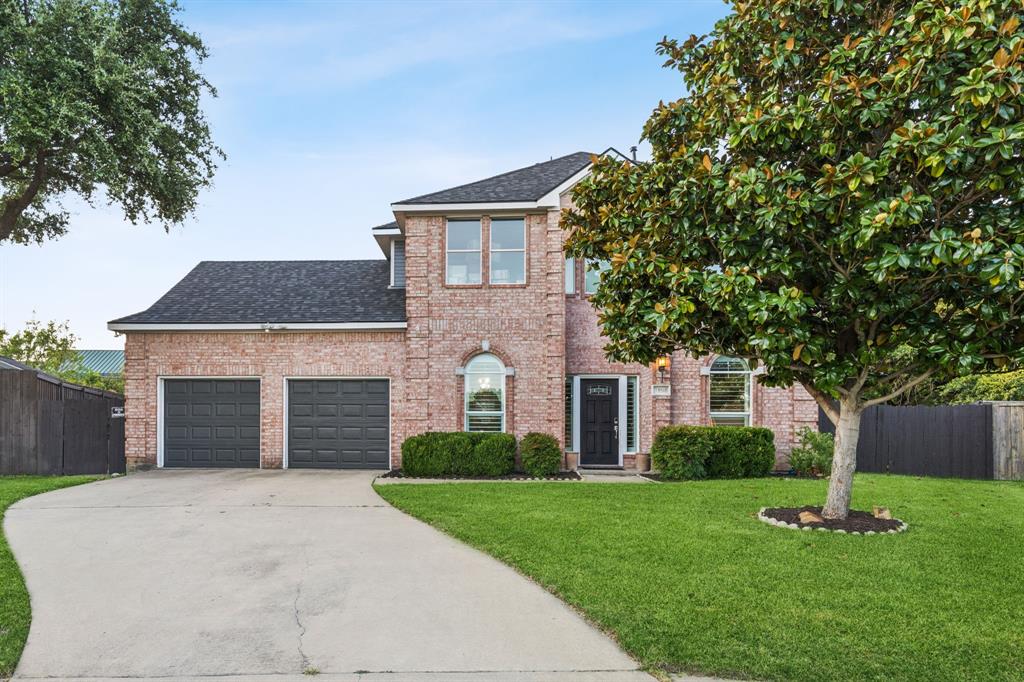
[0,0,223,245]
[563,0,1024,404]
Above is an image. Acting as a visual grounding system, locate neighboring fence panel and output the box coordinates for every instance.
[0,371,39,474]
[992,403,1024,480]
[0,367,124,475]
[820,404,997,479]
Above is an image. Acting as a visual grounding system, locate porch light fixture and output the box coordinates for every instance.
[655,355,671,383]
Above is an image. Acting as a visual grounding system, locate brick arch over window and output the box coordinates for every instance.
[456,346,516,433]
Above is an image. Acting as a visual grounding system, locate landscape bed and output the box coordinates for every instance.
[376,474,1024,682]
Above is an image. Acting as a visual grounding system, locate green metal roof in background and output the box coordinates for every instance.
[74,349,124,376]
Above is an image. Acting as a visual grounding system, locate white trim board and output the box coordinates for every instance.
[110,322,407,332]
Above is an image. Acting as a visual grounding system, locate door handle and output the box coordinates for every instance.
[614,417,619,439]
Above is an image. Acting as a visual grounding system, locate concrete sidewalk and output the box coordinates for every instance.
[5,470,650,681]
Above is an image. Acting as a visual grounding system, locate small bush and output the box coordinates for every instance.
[704,427,775,478]
[652,425,775,481]
[651,426,712,480]
[400,431,515,477]
[520,432,562,477]
[788,427,834,477]
[467,433,517,477]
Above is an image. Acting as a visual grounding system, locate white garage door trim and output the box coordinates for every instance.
[156,376,262,468]
[282,376,393,470]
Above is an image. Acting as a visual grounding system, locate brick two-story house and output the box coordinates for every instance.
[109,152,817,471]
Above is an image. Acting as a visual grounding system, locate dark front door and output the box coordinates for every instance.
[580,378,619,466]
[288,379,389,469]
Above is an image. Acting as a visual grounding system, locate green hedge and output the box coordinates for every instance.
[520,432,562,477]
[651,425,775,481]
[401,432,516,477]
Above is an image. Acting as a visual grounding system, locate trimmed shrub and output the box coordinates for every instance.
[704,426,775,478]
[520,432,562,477]
[651,425,775,480]
[400,431,515,477]
[651,426,712,480]
[464,433,516,477]
[788,427,834,477]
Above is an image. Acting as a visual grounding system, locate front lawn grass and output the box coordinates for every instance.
[376,474,1024,682]
[0,476,100,677]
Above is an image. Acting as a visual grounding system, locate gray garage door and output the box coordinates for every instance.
[288,379,389,469]
[164,379,260,468]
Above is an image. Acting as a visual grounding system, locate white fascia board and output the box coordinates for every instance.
[536,164,592,207]
[108,322,408,332]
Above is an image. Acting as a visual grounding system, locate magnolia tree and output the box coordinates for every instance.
[563,0,1024,519]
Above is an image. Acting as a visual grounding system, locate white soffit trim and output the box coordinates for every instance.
[108,322,408,332]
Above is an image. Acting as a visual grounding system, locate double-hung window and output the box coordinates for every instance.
[490,218,526,284]
[446,219,482,285]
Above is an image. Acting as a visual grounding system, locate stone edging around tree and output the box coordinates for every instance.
[757,508,908,535]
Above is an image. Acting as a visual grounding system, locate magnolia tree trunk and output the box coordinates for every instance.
[822,398,863,520]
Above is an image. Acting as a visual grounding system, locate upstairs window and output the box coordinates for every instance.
[709,356,752,426]
[490,218,526,284]
[465,353,505,432]
[585,259,610,294]
[446,219,482,285]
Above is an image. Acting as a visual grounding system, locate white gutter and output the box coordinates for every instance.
[107,321,408,332]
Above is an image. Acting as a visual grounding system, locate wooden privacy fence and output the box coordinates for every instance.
[819,402,1024,480]
[0,367,125,475]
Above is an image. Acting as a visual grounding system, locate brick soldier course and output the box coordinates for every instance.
[111,152,817,472]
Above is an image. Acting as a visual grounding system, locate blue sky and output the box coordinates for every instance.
[0,0,730,348]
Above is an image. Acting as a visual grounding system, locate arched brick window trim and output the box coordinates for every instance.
[456,346,515,433]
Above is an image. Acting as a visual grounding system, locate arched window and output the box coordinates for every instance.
[465,353,505,432]
[709,356,751,426]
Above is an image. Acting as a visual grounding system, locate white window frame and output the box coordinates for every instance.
[584,259,610,295]
[708,357,752,426]
[489,217,526,285]
[464,353,506,432]
[445,218,482,285]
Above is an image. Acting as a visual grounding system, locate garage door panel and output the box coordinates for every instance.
[287,379,389,469]
[164,379,260,468]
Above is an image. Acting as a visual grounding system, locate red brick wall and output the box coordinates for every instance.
[402,212,565,443]
[122,331,406,470]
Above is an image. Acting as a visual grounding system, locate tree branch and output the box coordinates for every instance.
[862,368,937,408]
[0,149,48,242]
[799,380,839,425]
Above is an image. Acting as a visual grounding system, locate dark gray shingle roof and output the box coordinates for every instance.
[372,221,399,230]
[395,151,593,204]
[109,260,405,325]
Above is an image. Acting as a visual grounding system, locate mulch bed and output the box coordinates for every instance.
[760,505,906,534]
[379,469,582,481]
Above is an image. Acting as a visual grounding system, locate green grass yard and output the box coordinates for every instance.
[0,476,99,677]
[376,474,1024,682]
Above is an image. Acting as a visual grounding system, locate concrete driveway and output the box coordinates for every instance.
[5,470,649,682]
